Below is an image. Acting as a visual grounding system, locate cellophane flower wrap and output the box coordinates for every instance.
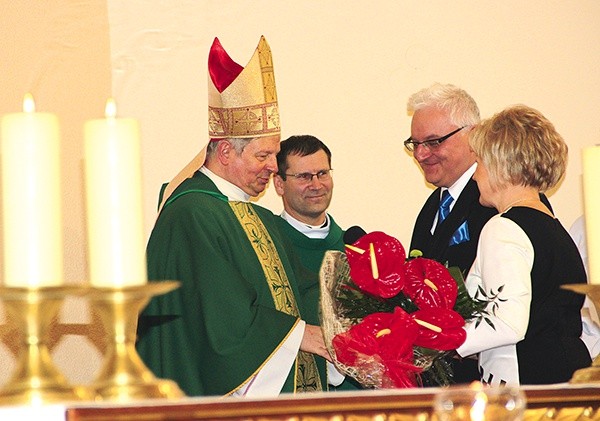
[319,231,489,389]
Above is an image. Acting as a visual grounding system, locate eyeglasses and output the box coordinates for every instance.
[404,126,465,152]
[282,169,333,183]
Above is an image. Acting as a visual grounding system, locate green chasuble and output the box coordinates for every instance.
[275,217,362,391]
[137,172,319,396]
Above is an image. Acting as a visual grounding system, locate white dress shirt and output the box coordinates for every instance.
[431,164,477,233]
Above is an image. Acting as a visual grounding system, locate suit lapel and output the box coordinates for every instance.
[410,188,441,255]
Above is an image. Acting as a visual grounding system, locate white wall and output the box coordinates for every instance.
[107,1,600,243]
[1,0,599,386]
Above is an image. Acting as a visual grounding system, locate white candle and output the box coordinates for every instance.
[84,99,147,287]
[1,94,64,287]
[583,146,600,285]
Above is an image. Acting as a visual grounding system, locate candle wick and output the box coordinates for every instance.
[105,98,117,119]
[23,93,36,113]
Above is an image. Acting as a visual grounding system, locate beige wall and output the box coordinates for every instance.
[1,0,599,386]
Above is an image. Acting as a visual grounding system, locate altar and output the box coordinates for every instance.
[0,384,597,420]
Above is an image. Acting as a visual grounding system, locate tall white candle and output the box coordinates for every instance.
[84,99,147,287]
[1,94,64,287]
[583,145,600,285]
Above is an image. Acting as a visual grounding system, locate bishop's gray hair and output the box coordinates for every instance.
[206,137,255,157]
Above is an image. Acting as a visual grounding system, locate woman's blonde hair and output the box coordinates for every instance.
[469,105,567,192]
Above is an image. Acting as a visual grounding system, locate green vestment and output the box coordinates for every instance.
[275,216,344,322]
[137,172,318,396]
[275,217,362,391]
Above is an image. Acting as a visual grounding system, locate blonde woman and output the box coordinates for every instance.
[456,105,591,385]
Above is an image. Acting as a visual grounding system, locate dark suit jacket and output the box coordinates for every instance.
[410,178,554,280]
[410,179,497,277]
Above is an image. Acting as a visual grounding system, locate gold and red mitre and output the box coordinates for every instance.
[208,36,280,139]
[157,36,280,213]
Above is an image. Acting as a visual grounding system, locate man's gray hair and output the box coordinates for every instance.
[407,83,481,127]
[206,137,255,157]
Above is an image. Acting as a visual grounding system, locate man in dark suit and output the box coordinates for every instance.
[405,83,494,383]
[407,83,491,277]
[406,85,553,286]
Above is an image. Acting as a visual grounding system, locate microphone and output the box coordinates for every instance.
[343,226,367,245]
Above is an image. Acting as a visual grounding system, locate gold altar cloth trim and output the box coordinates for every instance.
[63,385,600,421]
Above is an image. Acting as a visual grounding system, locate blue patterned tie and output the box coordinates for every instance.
[437,190,453,228]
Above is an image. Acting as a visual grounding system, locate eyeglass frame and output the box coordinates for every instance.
[403,126,466,152]
[280,169,333,183]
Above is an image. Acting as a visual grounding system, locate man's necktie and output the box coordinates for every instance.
[437,189,453,228]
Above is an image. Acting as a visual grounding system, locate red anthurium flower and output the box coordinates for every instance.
[345,231,406,298]
[331,329,385,373]
[333,307,417,364]
[383,358,422,388]
[403,257,458,309]
[332,307,421,388]
[411,308,466,351]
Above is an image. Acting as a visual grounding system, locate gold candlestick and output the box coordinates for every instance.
[88,281,184,401]
[0,286,93,405]
[563,284,600,383]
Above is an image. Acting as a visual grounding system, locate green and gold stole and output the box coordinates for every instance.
[230,201,322,392]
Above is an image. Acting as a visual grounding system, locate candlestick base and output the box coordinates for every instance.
[0,286,94,405]
[88,281,184,401]
[563,284,600,383]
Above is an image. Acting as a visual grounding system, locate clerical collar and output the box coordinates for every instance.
[281,210,330,239]
[199,166,250,202]
[445,163,477,204]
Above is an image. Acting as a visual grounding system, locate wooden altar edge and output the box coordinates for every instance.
[64,384,600,421]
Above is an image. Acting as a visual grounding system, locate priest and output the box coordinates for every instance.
[136,36,329,397]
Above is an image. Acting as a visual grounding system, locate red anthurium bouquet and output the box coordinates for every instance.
[320,231,490,388]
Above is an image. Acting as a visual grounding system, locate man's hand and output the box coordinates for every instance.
[300,324,333,362]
